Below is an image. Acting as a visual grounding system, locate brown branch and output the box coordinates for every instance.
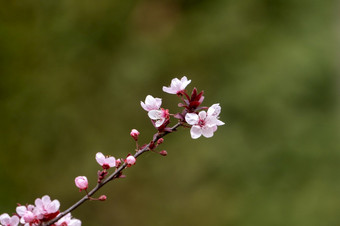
[44,122,182,226]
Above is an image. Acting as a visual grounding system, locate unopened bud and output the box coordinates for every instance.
[75,176,88,191]
[116,159,122,168]
[98,195,107,201]
[159,150,168,156]
[125,154,136,166]
[130,129,140,141]
[157,138,164,145]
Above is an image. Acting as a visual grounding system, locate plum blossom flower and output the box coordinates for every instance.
[34,195,60,221]
[75,176,88,191]
[163,76,191,94]
[95,152,116,169]
[0,213,19,226]
[16,204,38,225]
[125,155,136,167]
[141,95,162,112]
[148,108,169,127]
[130,129,140,141]
[55,213,81,226]
[185,103,224,139]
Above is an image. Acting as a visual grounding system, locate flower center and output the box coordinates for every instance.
[198,119,205,127]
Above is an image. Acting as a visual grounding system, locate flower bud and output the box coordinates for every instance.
[157,138,164,145]
[98,195,107,201]
[130,129,140,141]
[75,176,88,191]
[116,159,122,168]
[125,155,136,167]
[159,150,168,156]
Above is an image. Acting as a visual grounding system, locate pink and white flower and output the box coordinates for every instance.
[162,76,191,94]
[148,108,169,127]
[75,176,88,191]
[185,103,224,139]
[95,152,116,169]
[55,213,81,226]
[34,195,60,220]
[16,204,38,225]
[141,95,162,112]
[0,213,19,226]
[125,155,136,166]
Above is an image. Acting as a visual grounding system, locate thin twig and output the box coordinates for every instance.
[45,122,182,226]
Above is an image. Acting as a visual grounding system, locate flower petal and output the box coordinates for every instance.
[198,111,206,120]
[185,113,199,125]
[190,125,202,139]
[207,103,221,117]
[95,152,105,165]
[202,125,214,138]
[162,86,176,94]
[148,110,161,120]
[16,206,27,217]
[106,156,116,167]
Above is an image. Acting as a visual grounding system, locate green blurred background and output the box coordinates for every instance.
[1,0,339,225]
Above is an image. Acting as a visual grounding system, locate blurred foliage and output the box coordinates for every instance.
[0,0,339,225]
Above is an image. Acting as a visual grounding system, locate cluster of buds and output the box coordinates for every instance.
[0,195,80,226]
[0,76,225,226]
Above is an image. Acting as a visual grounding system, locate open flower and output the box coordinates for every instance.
[34,195,60,221]
[148,108,169,127]
[185,103,224,139]
[163,76,191,94]
[0,213,19,226]
[55,213,81,226]
[141,95,162,112]
[75,176,88,191]
[16,204,38,225]
[96,152,116,169]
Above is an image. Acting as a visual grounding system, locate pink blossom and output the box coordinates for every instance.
[34,195,60,220]
[75,176,88,191]
[95,152,116,169]
[162,76,191,94]
[55,213,81,226]
[185,103,224,139]
[130,129,140,141]
[148,108,169,127]
[16,205,38,225]
[0,213,19,226]
[141,95,162,111]
[125,155,136,166]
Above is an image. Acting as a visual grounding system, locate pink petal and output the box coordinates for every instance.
[185,113,199,125]
[106,156,116,167]
[11,215,20,225]
[198,111,207,120]
[202,125,214,138]
[0,213,10,225]
[162,86,176,94]
[207,103,221,117]
[95,152,105,165]
[155,118,165,127]
[148,110,161,120]
[47,200,60,213]
[42,195,51,205]
[16,206,27,216]
[190,126,202,139]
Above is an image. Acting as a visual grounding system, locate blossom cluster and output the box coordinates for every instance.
[0,195,80,226]
[1,76,224,225]
[141,76,224,138]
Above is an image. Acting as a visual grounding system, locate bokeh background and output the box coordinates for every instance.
[1,0,339,225]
